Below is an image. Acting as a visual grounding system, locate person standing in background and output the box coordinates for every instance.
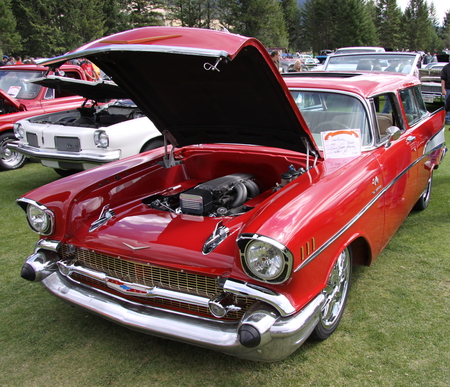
[441,60,450,125]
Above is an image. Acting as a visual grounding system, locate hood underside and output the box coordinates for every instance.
[40,27,316,155]
[29,76,129,101]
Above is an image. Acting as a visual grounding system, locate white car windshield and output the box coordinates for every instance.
[290,90,372,148]
[324,53,419,75]
[0,70,45,99]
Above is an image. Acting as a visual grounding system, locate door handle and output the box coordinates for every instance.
[406,136,416,142]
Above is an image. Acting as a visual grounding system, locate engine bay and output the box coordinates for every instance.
[144,166,307,217]
[30,99,145,128]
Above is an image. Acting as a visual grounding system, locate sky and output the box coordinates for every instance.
[397,0,448,25]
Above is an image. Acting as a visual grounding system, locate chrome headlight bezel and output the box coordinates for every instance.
[237,234,293,284]
[14,122,24,139]
[17,198,55,235]
[94,130,109,148]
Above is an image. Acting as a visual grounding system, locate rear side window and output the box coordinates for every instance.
[400,86,429,126]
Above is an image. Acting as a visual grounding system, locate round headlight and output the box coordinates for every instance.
[94,130,109,148]
[14,123,24,139]
[26,204,53,235]
[244,240,286,281]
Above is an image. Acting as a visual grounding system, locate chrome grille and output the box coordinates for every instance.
[61,245,253,319]
[420,84,441,93]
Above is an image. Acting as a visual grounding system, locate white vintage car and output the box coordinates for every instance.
[9,77,163,176]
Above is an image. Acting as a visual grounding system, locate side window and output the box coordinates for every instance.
[44,88,55,99]
[400,87,427,126]
[413,86,428,116]
[374,93,402,142]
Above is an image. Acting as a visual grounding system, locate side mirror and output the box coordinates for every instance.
[385,126,401,148]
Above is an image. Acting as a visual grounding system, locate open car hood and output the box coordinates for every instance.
[29,76,129,102]
[40,27,316,155]
[0,88,24,110]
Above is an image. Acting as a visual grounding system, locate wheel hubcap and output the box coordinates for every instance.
[321,248,351,328]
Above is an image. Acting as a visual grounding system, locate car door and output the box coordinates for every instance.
[372,87,427,242]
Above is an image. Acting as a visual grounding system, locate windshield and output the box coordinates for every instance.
[325,53,418,74]
[290,90,372,148]
[0,70,45,99]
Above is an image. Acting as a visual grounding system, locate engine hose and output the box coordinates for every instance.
[231,182,247,208]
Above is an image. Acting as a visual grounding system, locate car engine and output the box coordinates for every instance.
[145,173,261,217]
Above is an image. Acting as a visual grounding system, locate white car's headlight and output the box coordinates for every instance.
[239,235,293,284]
[94,130,109,148]
[14,123,24,139]
[17,199,55,235]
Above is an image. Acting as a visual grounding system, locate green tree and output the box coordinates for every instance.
[443,10,450,49]
[102,0,134,35]
[402,0,435,51]
[126,0,165,28]
[218,0,289,47]
[280,0,302,51]
[374,0,402,50]
[333,0,378,48]
[299,0,336,54]
[300,0,377,54]
[12,0,105,57]
[165,0,217,28]
[0,0,21,56]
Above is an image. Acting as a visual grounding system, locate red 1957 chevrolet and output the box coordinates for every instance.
[17,27,446,361]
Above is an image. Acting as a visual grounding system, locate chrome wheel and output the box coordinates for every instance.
[0,132,26,171]
[313,247,352,340]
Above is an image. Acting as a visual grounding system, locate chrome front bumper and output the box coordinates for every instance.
[41,271,324,362]
[7,141,120,164]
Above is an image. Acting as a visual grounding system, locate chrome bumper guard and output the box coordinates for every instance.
[7,141,120,164]
[41,271,324,361]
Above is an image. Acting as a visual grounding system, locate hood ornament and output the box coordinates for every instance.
[123,242,149,251]
[89,205,115,232]
[202,220,229,255]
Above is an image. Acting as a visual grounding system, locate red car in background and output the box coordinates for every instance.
[16,27,446,361]
[0,63,94,170]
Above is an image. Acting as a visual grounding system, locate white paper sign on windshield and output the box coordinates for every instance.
[7,86,21,98]
[321,129,361,159]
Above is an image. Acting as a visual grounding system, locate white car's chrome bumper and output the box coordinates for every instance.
[7,141,120,164]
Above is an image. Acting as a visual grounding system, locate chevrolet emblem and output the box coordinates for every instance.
[123,242,149,250]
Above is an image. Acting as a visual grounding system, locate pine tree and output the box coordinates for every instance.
[374,0,402,50]
[0,0,21,56]
[217,0,289,47]
[402,0,435,51]
[11,0,106,57]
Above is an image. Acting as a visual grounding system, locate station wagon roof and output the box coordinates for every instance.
[283,72,421,98]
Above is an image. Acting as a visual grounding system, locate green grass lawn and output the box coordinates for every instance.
[1,128,449,387]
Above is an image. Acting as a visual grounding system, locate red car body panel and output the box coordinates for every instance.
[16,27,447,361]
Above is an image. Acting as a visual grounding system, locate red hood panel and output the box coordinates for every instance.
[76,207,237,272]
[0,88,24,110]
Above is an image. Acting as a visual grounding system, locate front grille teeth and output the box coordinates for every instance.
[60,245,254,319]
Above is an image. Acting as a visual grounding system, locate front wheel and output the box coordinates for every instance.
[0,132,26,171]
[312,246,352,340]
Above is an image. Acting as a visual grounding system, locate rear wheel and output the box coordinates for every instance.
[0,132,26,171]
[414,172,433,211]
[312,246,352,340]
